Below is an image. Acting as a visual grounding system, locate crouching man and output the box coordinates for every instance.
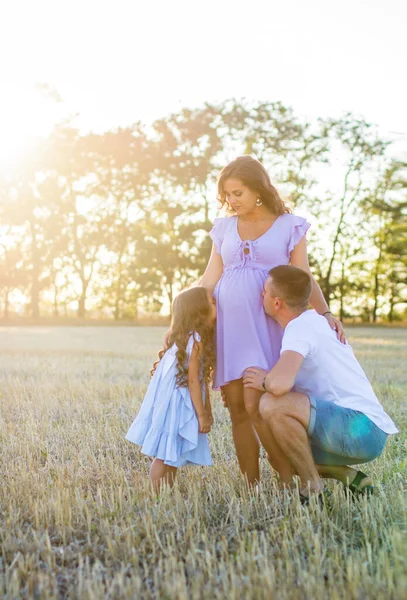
[243,265,398,501]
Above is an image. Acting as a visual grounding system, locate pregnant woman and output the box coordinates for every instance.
[200,156,344,485]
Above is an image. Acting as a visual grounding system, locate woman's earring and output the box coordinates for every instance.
[256,197,263,206]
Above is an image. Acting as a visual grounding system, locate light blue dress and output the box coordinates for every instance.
[125,332,212,467]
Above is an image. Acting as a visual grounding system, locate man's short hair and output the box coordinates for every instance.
[268,265,312,310]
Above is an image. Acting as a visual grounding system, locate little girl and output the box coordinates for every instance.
[125,286,216,491]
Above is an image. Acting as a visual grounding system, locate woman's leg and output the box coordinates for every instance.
[150,458,177,492]
[316,465,373,489]
[244,387,296,486]
[223,379,260,485]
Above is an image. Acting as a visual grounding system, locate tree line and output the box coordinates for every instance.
[0,100,406,322]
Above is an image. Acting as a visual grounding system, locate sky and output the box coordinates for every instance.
[0,0,406,163]
[0,0,405,313]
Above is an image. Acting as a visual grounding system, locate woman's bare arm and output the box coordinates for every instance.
[290,236,346,343]
[290,237,329,313]
[163,244,223,349]
[198,244,224,292]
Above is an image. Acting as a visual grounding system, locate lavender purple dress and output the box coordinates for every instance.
[209,214,310,388]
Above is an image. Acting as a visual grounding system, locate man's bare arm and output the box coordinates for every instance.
[243,351,304,395]
[265,351,304,395]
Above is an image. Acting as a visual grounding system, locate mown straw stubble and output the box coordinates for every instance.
[0,326,406,599]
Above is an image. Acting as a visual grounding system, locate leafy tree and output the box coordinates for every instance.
[0,233,28,318]
[364,161,407,321]
[311,115,389,303]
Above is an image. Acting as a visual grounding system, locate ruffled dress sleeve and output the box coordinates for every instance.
[288,216,311,254]
[209,218,225,255]
[186,332,202,358]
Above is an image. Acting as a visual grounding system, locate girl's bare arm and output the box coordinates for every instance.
[205,386,213,424]
[188,342,212,433]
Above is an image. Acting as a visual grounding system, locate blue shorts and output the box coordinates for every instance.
[307,397,388,466]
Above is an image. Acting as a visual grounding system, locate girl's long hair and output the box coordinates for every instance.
[217,155,291,216]
[151,287,215,388]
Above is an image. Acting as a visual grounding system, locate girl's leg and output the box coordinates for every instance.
[150,458,167,492]
[223,379,260,485]
[244,387,296,487]
[164,465,178,488]
[150,459,177,492]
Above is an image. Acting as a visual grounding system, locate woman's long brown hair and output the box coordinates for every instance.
[151,287,215,388]
[217,155,291,216]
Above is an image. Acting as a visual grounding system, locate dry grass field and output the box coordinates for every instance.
[0,326,406,599]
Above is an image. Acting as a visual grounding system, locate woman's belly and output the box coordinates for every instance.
[214,266,268,313]
[212,266,283,386]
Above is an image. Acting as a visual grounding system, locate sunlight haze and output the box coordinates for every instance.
[1,0,406,155]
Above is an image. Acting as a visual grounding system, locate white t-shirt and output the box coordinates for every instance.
[281,310,398,434]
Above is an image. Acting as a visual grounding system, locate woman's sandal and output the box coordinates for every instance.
[300,489,332,507]
[345,470,375,496]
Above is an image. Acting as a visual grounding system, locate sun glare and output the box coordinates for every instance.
[0,86,55,168]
